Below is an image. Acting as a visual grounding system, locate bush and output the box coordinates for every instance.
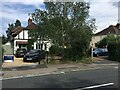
[96,34,120,62]
[49,44,91,61]
[49,45,63,56]
[107,42,120,62]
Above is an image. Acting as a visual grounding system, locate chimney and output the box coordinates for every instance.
[28,18,32,25]
[116,23,120,29]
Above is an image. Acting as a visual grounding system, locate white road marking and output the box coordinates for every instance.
[0,73,51,81]
[60,71,65,74]
[71,67,101,71]
[1,71,66,80]
[74,83,114,90]
[114,67,118,69]
[1,67,102,80]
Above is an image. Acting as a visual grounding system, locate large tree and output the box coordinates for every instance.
[0,37,2,67]
[2,35,8,44]
[6,23,14,42]
[29,2,96,58]
[15,19,21,27]
[6,19,21,42]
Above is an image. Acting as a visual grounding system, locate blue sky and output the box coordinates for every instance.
[0,0,119,36]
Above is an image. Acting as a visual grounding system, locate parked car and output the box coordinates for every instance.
[23,49,46,62]
[93,48,108,57]
[15,48,27,58]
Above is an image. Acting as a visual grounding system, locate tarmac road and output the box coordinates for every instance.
[2,66,119,90]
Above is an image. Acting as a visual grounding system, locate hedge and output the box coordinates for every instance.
[107,42,120,62]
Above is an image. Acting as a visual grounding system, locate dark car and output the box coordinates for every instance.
[93,48,108,57]
[23,49,46,62]
[15,48,27,58]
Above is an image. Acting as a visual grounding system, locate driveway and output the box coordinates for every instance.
[2,56,38,68]
[1,56,119,79]
[93,56,118,64]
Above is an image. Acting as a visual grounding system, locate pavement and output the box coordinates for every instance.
[2,67,118,89]
[1,56,119,79]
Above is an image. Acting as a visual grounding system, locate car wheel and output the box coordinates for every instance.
[96,54,99,57]
[23,59,26,62]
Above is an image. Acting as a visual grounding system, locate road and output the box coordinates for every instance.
[2,66,119,90]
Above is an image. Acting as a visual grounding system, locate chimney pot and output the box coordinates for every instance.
[28,18,32,25]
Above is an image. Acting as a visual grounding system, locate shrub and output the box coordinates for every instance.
[107,42,120,62]
[96,34,120,62]
[49,45,63,56]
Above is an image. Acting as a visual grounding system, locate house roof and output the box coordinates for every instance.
[26,18,37,30]
[11,18,37,37]
[12,26,25,36]
[95,23,120,36]
[26,22,37,30]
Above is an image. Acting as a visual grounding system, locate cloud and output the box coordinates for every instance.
[87,0,119,3]
[2,0,44,8]
[0,1,45,36]
[0,0,119,36]
[89,1,118,33]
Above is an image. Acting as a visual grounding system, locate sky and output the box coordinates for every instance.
[0,0,119,36]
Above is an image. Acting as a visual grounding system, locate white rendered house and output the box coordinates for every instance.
[11,18,52,54]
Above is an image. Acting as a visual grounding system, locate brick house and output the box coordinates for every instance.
[91,23,120,48]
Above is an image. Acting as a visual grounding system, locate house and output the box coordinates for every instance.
[11,26,29,54]
[91,23,120,48]
[11,18,51,54]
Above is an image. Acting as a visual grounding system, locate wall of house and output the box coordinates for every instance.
[33,41,52,51]
[15,30,28,40]
[24,30,28,39]
[19,31,24,39]
[90,35,107,48]
[13,30,29,54]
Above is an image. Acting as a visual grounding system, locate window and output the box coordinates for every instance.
[41,44,43,50]
[39,44,41,49]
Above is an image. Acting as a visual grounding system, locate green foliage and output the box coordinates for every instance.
[15,19,21,27]
[2,35,8,44]
[49,45,63,56]
[108,42,120,61]
[97,34,120,61]
[0,37,3,67]
[27,39,34,50]
[6,23,15,42]
[95,37,107,48]
[107,35,120,61]
[29,2,96,60]
[6,19,21,42]
[95,34,118,48]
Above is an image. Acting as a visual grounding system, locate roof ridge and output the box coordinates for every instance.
[12,26,23,32]
[95,26,109,35]
[113,26,118,34]
[95,24,119,36]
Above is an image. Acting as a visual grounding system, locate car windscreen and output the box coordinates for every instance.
[29,50,39,54]
[17,49,26,52]
[94,48,102,51]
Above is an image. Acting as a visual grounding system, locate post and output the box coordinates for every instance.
[46,51,48,63]
[91,44,93,63]
[38,60,40,64]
